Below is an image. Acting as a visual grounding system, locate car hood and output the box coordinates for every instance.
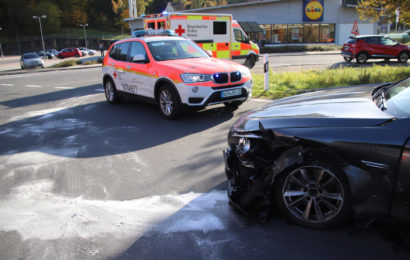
[233,84,394,132]
[158,57,244,74]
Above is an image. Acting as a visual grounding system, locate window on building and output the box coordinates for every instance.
[320,24,335,43]
[288,24,304,43]
[304,24,320,43]
[260,24,272,43]
[272,24,287,44]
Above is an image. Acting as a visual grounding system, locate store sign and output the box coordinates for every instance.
[303,0,324,22]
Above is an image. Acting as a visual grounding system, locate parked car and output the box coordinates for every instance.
[37,51,53,59]
[20,52,44,69]
[341,35,409,64]
[46,49,59,57]
[224,76,410,229]
[78,47,97,56]
[57,48,83,59]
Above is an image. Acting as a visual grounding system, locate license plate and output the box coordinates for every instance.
[221,89,241,98]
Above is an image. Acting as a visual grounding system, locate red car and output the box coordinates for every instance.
[57,48,83,59]
[341,35,409,64]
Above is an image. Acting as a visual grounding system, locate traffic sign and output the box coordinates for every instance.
[351,20,359,35]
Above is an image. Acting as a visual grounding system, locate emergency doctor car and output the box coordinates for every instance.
[102,30,253,119]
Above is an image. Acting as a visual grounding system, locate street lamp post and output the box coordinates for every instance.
[0,27,4,57]
[80,24,88,49]
[33,15,47,59]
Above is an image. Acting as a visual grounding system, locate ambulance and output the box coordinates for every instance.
[142,12,260,68]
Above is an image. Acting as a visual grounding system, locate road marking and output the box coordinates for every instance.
[55,86,74,89]
[0,83,14,86]
[25,85,42,88]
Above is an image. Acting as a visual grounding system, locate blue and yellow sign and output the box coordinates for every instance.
[303,0,324,22]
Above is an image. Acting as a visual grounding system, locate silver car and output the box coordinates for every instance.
[20,53,44,69]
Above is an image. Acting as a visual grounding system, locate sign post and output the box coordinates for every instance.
[264,54,269,91]
[351,20,359,59]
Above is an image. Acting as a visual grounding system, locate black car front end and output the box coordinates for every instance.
[224,120,302,214]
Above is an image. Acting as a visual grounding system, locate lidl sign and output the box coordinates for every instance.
[303,0,324,22]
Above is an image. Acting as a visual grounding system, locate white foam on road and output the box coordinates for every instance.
[0,180,233,241]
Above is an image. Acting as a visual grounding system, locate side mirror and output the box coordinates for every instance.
[132,54,148,63]
[205,50,213,57]
[245,37,250,44]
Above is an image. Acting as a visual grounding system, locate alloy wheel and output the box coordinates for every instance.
[281,166,345,224]
[160,89,173,116]
[105,81,114,102]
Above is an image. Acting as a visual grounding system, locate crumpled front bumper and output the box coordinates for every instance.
[223,146,272,213]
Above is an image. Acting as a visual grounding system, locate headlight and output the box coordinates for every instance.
[236,137,251,156]
[180,73,212,83]
[239,67,251,78]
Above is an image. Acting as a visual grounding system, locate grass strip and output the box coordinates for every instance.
[252,65,410,99]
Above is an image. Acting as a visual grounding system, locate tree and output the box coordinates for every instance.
[357,0,409,25]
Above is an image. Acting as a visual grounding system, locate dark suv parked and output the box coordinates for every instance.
[341,35,409,64]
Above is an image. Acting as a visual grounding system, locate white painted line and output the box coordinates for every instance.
[0,83,14,86]
[54,86,73,90]
[25,85,42,88]
[251,98,273,103]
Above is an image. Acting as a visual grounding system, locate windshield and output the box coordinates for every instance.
[375,77,410,118]
[147,39,209,61]
[23,53,40,59]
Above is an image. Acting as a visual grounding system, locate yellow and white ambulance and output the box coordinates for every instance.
[142,12,260,68]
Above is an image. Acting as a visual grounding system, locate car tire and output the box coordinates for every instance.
[58,55,64,59]
[244,54,256,69]
[157,84,181,119]
[356,52,368,64]
[224,100,244,110]
[274,159,351,229]
[75,54,79,58]
[104,78,120,105]
[343,56,353,62]
[398,52,409,63]
[384,58,390,63]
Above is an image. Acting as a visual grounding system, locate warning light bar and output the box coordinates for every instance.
[132,29,175,37]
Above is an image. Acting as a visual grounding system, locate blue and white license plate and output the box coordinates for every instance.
[221,88,241,98]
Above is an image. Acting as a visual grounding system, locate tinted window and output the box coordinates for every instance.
[214,21,227,35]
[129,41,147,62]
[109,42,130,61]
[234,28,246,42]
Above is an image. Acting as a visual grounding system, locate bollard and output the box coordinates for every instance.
[264,54,269,91]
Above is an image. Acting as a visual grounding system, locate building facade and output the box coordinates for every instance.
[128,0,378,45]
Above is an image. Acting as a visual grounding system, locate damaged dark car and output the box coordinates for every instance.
[224,76,410,229]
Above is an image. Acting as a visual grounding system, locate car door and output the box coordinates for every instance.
[380,37,400,58]
[125,40,153,98]
[391,135,410,222]
[107,42,130,92]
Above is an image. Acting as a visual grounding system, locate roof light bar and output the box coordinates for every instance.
[132,29,175,37]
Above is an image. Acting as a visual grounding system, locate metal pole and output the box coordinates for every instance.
[80,24,88,48]
[34,15,46,59]
[0,27,4,57]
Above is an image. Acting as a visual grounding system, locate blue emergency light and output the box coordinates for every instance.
[132,29,175,37]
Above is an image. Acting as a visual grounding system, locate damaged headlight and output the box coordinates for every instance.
[237,137,251,156]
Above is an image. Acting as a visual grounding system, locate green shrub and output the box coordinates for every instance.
[252,65,410,99]
[260,44,341,53]
[53,59,78,68]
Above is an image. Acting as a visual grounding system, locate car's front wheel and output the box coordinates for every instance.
[356,52,368,64]
[398,52,409,63]
[244,54,256,69]
[157,84,181,119]
[75,54,79,58]
[58,55,64,59]
[104,78,120,104]
[343,56,353,62]
[274,160,351,229]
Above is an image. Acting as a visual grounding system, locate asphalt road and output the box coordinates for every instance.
[0,68,410,259]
